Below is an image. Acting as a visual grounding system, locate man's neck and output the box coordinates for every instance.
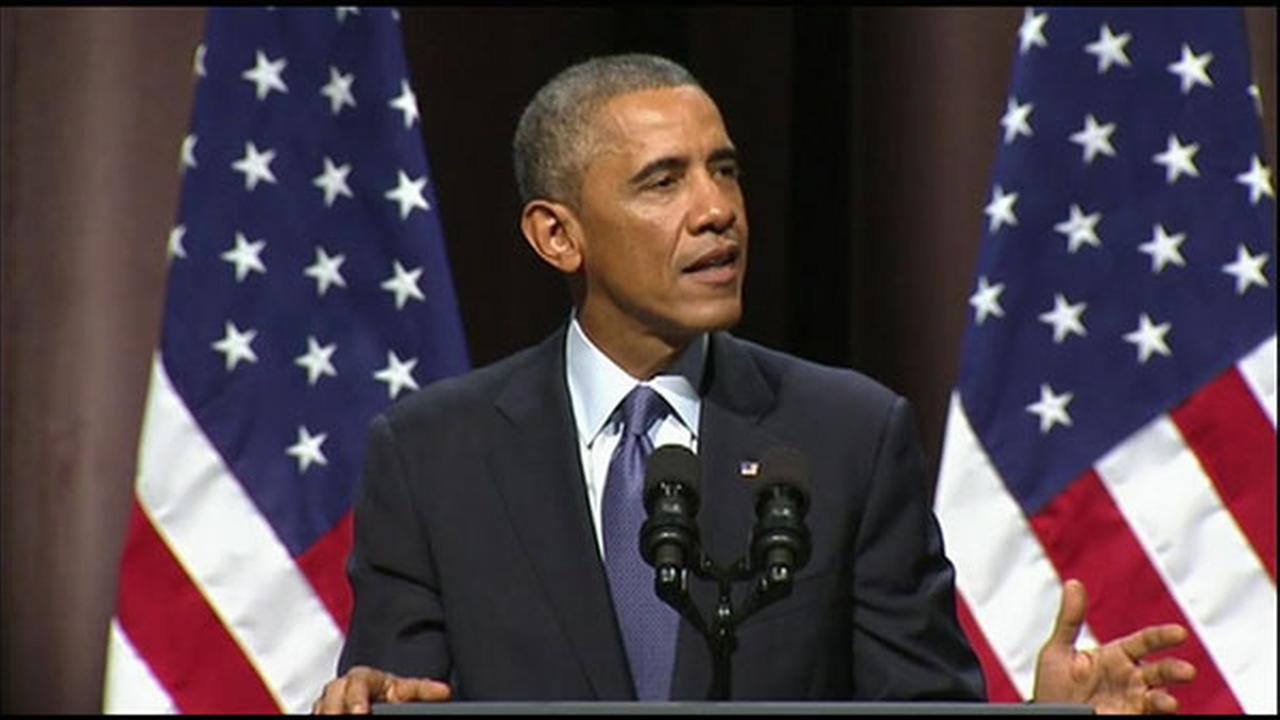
[575,313,696,381]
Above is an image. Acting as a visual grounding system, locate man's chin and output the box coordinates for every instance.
[674,302,742,336]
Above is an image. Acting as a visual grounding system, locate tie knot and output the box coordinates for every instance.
[616,385,669,439]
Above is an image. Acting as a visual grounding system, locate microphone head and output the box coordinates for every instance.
[644,444,701,503]
[758,445,810,511]
[641,445,702,571]
[751,444,813,575]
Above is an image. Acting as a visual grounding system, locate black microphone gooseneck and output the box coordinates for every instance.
[639,444,812,701]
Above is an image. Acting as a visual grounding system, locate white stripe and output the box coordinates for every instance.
[103,618,177,714]
[934,394,1099,698]
[133,355,343,712]
[1237,334,1277,427]
[1096,414,1277,714]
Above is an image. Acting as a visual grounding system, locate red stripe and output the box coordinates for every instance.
[954,593,1023,702]
[115,499,281,713]
[296,511,354,632]
[1029,470,1242,714]
[1170,367,1277,581]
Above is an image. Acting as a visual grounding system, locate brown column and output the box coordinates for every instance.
[0,8,204,713]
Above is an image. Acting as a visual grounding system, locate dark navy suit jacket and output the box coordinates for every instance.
[338,327,985,701]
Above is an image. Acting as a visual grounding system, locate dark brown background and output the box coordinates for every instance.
[1,7,1274,713]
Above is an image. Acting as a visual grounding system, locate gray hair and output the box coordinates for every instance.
[513,53,701,207]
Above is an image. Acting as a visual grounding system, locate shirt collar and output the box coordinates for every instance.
[565,315,706,445]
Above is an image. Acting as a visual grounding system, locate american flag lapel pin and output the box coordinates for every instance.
[739,460,760,478]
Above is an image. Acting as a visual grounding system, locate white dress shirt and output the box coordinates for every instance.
[564,316,706,560]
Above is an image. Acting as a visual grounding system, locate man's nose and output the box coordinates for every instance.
[688,171,738,235]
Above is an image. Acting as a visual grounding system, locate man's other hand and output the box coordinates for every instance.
[1033,579,1196,714]
[313,665,452,714]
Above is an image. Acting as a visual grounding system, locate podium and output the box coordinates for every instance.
[373,701,1092,715]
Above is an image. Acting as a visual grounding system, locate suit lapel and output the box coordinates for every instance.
[670,332,776,700]
[487,328,634,699]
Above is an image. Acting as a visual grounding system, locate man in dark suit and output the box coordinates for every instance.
[315,54,1194,713]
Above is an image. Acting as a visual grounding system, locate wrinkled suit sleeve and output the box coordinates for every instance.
[337,413,452,681]
[848,396,986,700]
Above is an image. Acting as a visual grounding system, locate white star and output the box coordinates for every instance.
[968,276,1006,325]
[1068,114,1117,165]
[1167,42,1213,95]
[984,184,1018,233]
[1222,244,1270,295]
[1123,313,1173,364]
[1000,96,1034,145]
[193,43,207,78]
[294,336,338,386]
[1235,154,1274,205]
[1037,293,1088,344]
[381,260,426,309]
[211,321,259,372]
[221,231,267,282]
[336,7,361,22]
[286,426,329,474]
[1248,84,1263,117]
[313,156,354,207]
[231,141,278,191]
[1053,203,1102,253]
[167,225,187,261]
[389,79,420,129]
[304,246,348,296]
[320,66,357,116]
[1138,224,1187,274]
[391,9,401,22]
[1026,383,1073,435]
[241,49,289,101]
[385,170,431,220]
[179,133,198,173]
[1152,134,1200,185]
[374,350,420,400]
[1084,23,1132,74]
[1018,8,1049,55]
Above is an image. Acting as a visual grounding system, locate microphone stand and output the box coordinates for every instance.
[642,446,809,701]
[657,553,798,700]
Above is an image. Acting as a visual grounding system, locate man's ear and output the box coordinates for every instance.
[520,200,583,274]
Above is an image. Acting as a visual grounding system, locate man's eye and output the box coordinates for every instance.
[715,164,741,180]
[648,175,678,190]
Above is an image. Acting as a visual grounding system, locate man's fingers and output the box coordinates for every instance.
[1145,689,1180,714]
[316,676,355,714]
[342,667,391,714]
[1047,578,1088,650]
[1140,657,1197,688]
[342,676,374,714]
[1119,623,1188,661]
[313,667,450,713]
[386,677,452,703]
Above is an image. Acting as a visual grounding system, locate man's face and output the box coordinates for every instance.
[571,85,748,348]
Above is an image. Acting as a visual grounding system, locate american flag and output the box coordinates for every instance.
[934,7,1275,714]
[103,8,469,713]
